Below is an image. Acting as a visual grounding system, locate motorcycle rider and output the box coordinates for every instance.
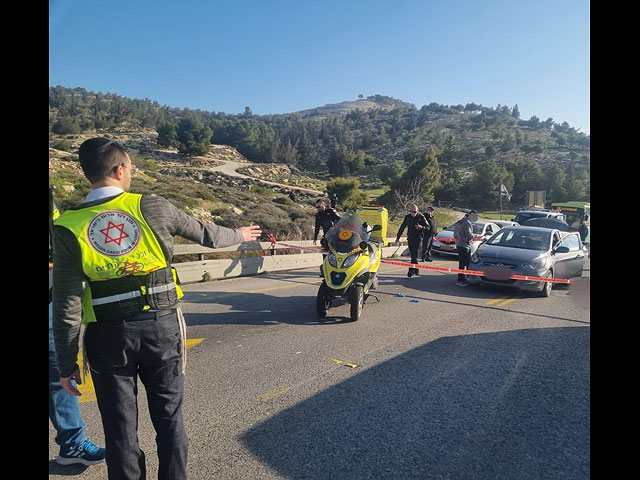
[313,198,341,277]
[395,204,428,277]
[313,199,341,245]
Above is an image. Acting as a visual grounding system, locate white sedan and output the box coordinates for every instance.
[431,221,501,257]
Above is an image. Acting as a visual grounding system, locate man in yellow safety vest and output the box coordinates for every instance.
[52,138,261,480]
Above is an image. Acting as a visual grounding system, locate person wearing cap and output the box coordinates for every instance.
[453,209,478,286]
[395,204,428,277]
[421,206,437,262]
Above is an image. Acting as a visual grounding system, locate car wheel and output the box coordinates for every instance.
[539,270,553,297]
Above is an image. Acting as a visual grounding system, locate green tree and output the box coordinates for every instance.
[326,177,368,212]
[176,117,213,156]
[394,145,442,206]
[156,122,178,148]
[464,159,513,209]
[377,159,405,185]
[52,116,81,135]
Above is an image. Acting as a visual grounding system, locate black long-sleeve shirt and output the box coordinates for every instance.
[314,208,341,241]
[396,213,428,242]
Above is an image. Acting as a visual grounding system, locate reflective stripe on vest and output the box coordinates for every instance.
[92,290,142,306]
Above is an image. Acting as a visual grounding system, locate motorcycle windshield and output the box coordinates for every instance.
[325,213,369,253]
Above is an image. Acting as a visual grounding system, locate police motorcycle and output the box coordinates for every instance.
[317,213,382,321]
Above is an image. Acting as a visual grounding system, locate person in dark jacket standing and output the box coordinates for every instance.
[313,199,341,245]
[395,204,428,277]
[453,209,478,286]
[52,138,262,480]
[421,206,437,262]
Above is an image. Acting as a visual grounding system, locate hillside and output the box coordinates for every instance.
[49,86,590,212]
[295,96,406,119]
[48,126,327,241]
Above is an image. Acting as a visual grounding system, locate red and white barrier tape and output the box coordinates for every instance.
[269,238,570,284]
[380,259,571,284]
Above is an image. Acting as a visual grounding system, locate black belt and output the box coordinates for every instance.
[127,309,176,321]
[96,308,176,323]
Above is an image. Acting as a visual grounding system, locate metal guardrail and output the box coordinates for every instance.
[173,238,405,284]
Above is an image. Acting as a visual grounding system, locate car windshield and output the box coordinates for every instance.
[324,213,369,253]
[514,212,548,224]
[486,228,551,251]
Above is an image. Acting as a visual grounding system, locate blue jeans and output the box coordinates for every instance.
[49,303,87,450]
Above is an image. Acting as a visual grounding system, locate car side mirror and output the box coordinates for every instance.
[372,224,382,232]
[553,246,570,254]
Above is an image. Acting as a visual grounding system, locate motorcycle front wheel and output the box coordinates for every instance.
[316,283,331,318]
[350,284,364,322]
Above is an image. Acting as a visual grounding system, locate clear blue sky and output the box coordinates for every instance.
[49,0,590,134]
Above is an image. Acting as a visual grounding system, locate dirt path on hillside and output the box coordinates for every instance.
[207,159,324,195]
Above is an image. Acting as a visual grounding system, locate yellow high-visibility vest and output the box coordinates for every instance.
[55,192,183,323]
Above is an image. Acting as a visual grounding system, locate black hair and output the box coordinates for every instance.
[78,137,129,184]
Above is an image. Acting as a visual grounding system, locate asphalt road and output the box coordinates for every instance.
[49,257,590,479]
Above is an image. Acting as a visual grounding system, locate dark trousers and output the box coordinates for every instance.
[457,246,471,281]
[408,238,421,271]
[85,310,187,480]
[422,235,434,260]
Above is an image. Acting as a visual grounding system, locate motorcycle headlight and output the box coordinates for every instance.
[523,257,549,270]
[328,252,338,267]
[342,252,361,268]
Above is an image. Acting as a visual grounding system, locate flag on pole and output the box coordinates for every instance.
[500,183,511,201]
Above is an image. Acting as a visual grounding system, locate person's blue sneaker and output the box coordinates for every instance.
[56,439,106,466]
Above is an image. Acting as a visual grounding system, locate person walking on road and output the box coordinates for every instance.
[453,209,478,286]
[421,206,437,262]
[396,204,428,277]
[50,160,106,467]
[52,138,262,480]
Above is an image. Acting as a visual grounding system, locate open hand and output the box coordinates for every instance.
[238,225,262,242]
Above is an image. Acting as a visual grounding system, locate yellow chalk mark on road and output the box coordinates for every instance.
[487,297,509,305]
[331,358,343,364]
[78,338,205,403]
[186,338,205,348]
[486,297,520,307]
[77,351,96,403]
[256,385,291,402]
[497,298,520,307]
